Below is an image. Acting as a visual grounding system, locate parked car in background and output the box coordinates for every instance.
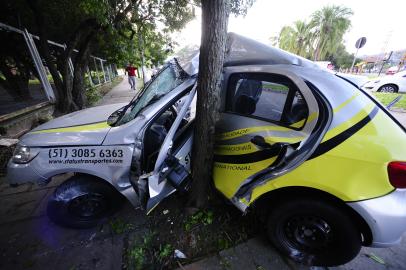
[362,70,406,93]
[337,73,369,89]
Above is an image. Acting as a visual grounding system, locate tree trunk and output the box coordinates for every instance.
[72,32,95,109]
[137,31,147,84]
[188,0,230,208]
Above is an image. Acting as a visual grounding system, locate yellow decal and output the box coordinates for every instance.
[322,103,374,142]
[216,125,293,140]
[333,93,360,113]
[31,122,110,134]
[215,136,304,155]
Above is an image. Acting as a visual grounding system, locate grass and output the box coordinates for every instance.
[86,76,123,106]
[372,92,406,110]
[109,218,134,234]
[183,210,214,231]
[127,231,174,270]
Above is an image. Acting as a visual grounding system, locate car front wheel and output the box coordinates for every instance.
[47,174,124,229]
[266,198,362,266]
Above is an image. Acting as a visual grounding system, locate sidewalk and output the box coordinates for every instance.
[98,76,142,105]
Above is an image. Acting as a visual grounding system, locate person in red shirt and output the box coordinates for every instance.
[125,63,137,90]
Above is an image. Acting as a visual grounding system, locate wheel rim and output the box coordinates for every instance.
[280,215,333,253]
[68,193,108,218]
[380,85,395,93]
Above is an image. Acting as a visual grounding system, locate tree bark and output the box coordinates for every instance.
[188,0,230,208]
[72,31,95,109]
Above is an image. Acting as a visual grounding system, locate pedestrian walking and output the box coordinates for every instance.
[125,63,137,90]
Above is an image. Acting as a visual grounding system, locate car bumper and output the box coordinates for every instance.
[361,86,377,91]
[348,189,406,247]
[6,160,47,186]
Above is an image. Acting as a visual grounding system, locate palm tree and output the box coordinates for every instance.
[310,5,353,61]
[277,20,313,58]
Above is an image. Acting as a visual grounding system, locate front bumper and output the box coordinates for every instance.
[6,160,47,185]
[361,85,378,91]
[348,189,406,247]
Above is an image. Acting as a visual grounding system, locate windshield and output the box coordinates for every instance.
[116,64,188,125]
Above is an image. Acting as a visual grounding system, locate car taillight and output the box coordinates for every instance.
[388,162,406,188]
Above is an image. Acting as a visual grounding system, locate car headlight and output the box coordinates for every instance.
[12,145,39,164]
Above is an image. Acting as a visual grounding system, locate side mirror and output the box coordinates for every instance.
[107,111,120,126]
[107,106,126,126]
[234,94,256,115]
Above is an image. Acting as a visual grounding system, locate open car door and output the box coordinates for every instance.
[213,66,332,211]
[142,85,197,213]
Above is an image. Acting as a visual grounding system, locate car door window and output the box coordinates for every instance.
[227,73,309,129]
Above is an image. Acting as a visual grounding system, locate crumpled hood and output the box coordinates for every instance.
[31,103,127,131]
[20,103,127,147]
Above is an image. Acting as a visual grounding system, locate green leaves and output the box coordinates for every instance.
[275,5,353,63]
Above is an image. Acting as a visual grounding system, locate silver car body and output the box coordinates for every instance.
[7,33,406,248]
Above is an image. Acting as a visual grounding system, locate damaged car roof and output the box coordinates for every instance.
[177,32,319,76]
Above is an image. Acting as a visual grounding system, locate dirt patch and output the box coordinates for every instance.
[122,194,260,270]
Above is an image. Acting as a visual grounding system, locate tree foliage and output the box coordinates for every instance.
[1,0,194,112]
[278,20,313,58]
[274,5,353,65]
[311,5,353,61]
[326,44,360,69]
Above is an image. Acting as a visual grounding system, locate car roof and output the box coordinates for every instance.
[224,33,318,68]
[177,33,320,76]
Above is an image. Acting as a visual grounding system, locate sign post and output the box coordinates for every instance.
[351,37,367,72]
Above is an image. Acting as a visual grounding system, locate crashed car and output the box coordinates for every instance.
[7,33,406,266]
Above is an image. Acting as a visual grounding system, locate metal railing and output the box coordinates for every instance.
[0,22,117,116]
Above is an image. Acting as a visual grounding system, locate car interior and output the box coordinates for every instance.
[142,91,195,172]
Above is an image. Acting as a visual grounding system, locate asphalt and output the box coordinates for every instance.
[1,77,406,270]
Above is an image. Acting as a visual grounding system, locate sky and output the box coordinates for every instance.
[173,0,405,56]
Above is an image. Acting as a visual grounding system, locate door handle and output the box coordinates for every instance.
[250,135,272,149]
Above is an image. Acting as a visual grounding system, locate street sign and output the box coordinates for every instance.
[351,37,367,71]
[355,37,367,49]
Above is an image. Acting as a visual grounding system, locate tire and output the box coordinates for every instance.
[378,84,398,93]
[266,198,362,266]
[47,175,124,229]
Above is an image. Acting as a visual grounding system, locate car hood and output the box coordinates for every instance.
[20,103,127,147]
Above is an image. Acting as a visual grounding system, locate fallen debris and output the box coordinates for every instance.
[174,249,187,259]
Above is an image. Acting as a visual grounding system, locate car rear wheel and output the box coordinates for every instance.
[266,198,361,266]
[47,174,124,229]
[378,84,398,93]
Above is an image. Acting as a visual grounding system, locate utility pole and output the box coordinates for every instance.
[378,31,393,76]
[378,51,393,76]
